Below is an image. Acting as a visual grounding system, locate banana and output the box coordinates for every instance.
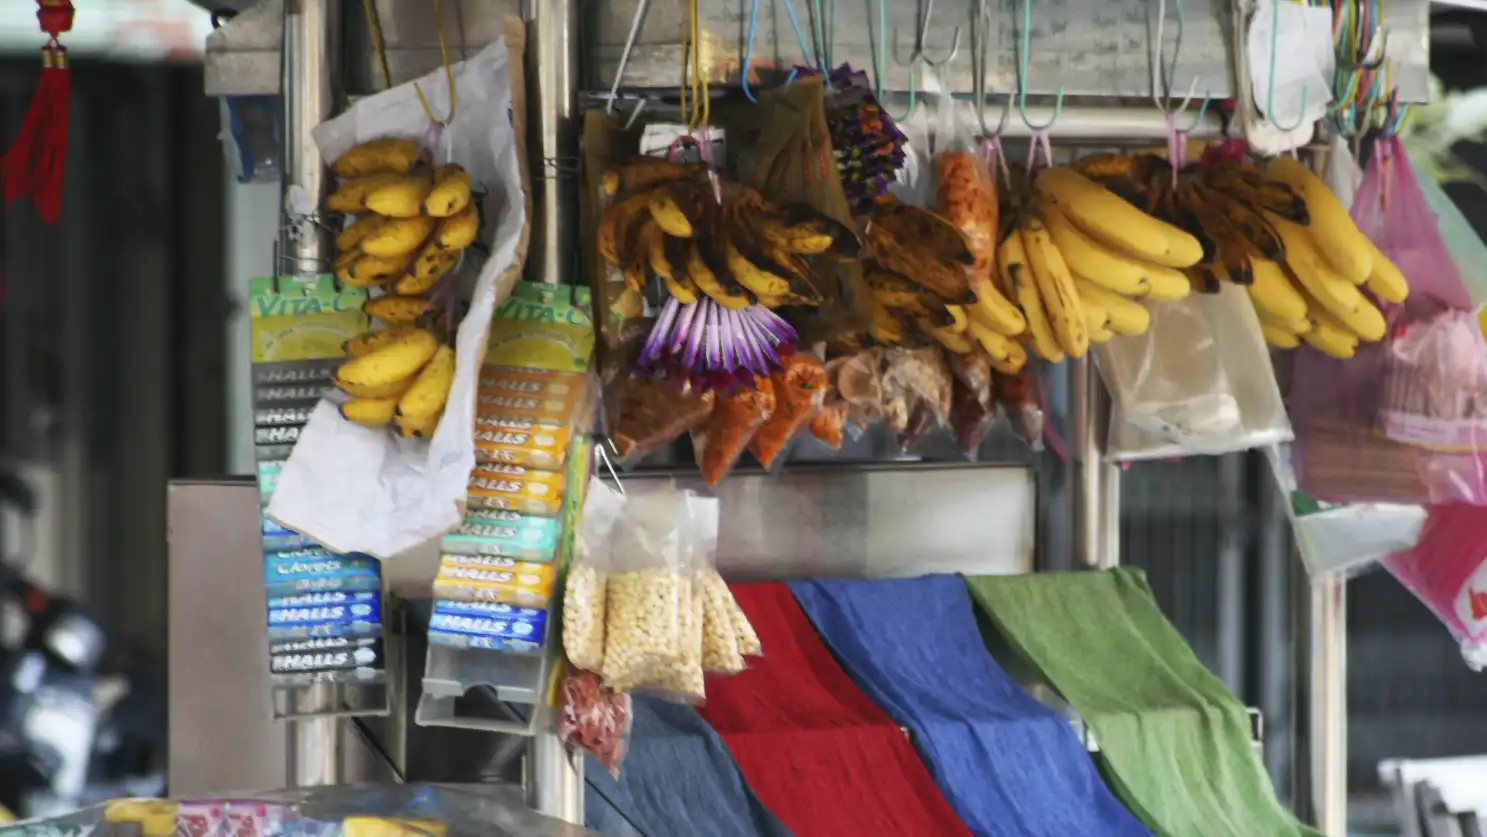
[988,337,1030,375]
[1079,291,1110,337]
[344,327,410,357]
[596,190,656,264]
[999,230,1064,363]
[396,344,456,422]
[687,240,753,309]
[1301,316,1359,359]
[966,276,1028,336]
[326,174,403,213]
[359,216,437,257]
[335,328,438,391]
[1363,245,1410,303]
[340,397,399,427]
[346,251,416,286]
[434,205,479,250]
[332,138,423,178]
[866,227,976,303]
[1255,305,1313,335]
[752,204,844,255]
[967,318,1024,367]
[1200,162,1310,225]
[1247,256,1309,324]
[1261,322,1302,349]
[942,304,970,334]
[663,272,700,304]
[930,323,975,354]
[1264,155,1373,283]
[1075,279,1152,336]
[1042,204,1156,297]
[1142,266,1192,301]
[423,164,472,217]
[364,171,436,218]
[646,223,682,283]
[602,158,704,196]
[335,375,419,400]
[724,235,791,298]
[336,215,383,251]
[409,241,461,284]
[648,184,699,238]
[1035,166,1204,268]
[336,261,383,289]
[364,294,432,326]
[394,409,443,439]
[1266,213,1386,341]
[871,304,911,345]
[1021,219,1090,359]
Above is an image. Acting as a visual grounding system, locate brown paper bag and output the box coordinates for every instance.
[723,75,870,341]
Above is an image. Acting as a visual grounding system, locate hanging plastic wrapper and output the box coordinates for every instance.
[266,41,529,557]
[1100,282,1291,460]
[1382,504,1487,669]
[1265,444,1426,577]
[560,667,633,776]
[599,485,690,691]
[561,477,626,673]
[1291,137,1487,505]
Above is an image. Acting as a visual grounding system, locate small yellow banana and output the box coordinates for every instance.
[336,261,383,289]
[434,205,479,250]
[406,242,461,290]
[1363,247,1409,303]
[647,188,696,238]
[966,276,1028,336]
[364,171,436,218]
[423,164,472,217]
[1247,256,1309,324]
[1079,291,1110,337]
[1268,213,1386,342]
[1021,219,1090,359]
[1075,279,1152,336]
[687,243,752,310]
[1260,322,1302,350]
[998,230,1064,363]
[724,238,790,298]
[1042,204,1160,297]
[1254,304,1313,336]
[335,375,419,400]
[967,318,1023,368]
[335,328,438,391]
[1142,267,1192,302]
[1301,316,1359,359]
[988,338,1030,375]
[332,137,423,178]
[394,409,443,439]
[360,216,437,257]
[942,304,970,334]
[931,324,975,354]
[364,294,431,326]
[336,215,383,251]
[396,344,456,423]
[1265,155,1373,284]
[340,397,399,427]
[343,327,410,357]
[346,252,415,286]
[1035,166,1204,268]
[326,174,403,214]
[662,272,700,304]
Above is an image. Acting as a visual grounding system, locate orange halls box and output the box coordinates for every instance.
[474,367,593,469]
[466,463,566,516]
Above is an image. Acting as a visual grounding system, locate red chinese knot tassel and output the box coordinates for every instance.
[2,1,75,225]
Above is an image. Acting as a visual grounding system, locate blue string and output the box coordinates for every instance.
[742,0,818,103]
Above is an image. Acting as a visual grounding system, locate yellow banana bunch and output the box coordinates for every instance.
[333,326,456,435]
[324,140,482,331]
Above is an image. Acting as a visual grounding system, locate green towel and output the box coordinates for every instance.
[964,569,1322,837]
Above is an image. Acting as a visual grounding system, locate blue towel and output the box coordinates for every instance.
[584,695,795,837]
[789,575,1153,837]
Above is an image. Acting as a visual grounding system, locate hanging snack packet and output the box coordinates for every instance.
[750,353,828,469]
[607,376,716,463]
[995,366,1045,451]
[950,374,998,457]
[823,349,884,431]
[559,668,633,777]
[1383,504,1487,669]
[562,478,626,673]
[882,347,953,427]
[624,494,713,703]
[601,487,689,689]
[807,403,847,450]
[694,378,776,487]
[685,496,744,674]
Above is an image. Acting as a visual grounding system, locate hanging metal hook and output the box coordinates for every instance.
[886,0,961,123]
[971,0,1011,138]
[1263,0,1309,132]
[1150,0,1211,133]
[1016,0,1064,131]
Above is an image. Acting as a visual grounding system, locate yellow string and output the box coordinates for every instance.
[360,0,392,90]
[360,0,456,126]
[682,0,709,131]
[413,0,458,126]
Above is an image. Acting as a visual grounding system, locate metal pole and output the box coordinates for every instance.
[525,0,580,286]
[280,0,345,788]
[523,0,585,820]
[1071,357,1120,570]
[1309,577,1347,836]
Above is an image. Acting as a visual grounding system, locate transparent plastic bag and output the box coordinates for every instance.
[1292,138,1487,504]
[607,376,716,465]
[600,485,690,689]
[692,379,776,487]
[749,353,828,469]
[1382,503,1487,669]
[1265,444,1426,578]
[562,477,625,673]
[559,668,633,776]
[881,347,953,428]
[1101,284,1291,460]
[629,494,714,702]
[824,349,884,431]
[931,93,999,289]
[995,366,1045,451]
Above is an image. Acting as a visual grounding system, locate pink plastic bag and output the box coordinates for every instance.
[1291,138,1487,505]
[1383,504,1487,669]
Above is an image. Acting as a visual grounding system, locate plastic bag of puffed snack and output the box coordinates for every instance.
[599,483,690,690]
[626,494,716,703]
[561,477,626,673]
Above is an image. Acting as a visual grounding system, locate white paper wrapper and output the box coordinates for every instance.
[267,40,526,558]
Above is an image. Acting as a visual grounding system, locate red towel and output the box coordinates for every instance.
[698,581,974,837]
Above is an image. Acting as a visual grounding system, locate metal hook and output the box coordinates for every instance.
[1016,0,1064,131]
[886,0,961,123]
[606,0,649,113]
[595,440,627,496]
[1262,0,1309,132]
[971,0,1011,138]
[1151,0,1211,134]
